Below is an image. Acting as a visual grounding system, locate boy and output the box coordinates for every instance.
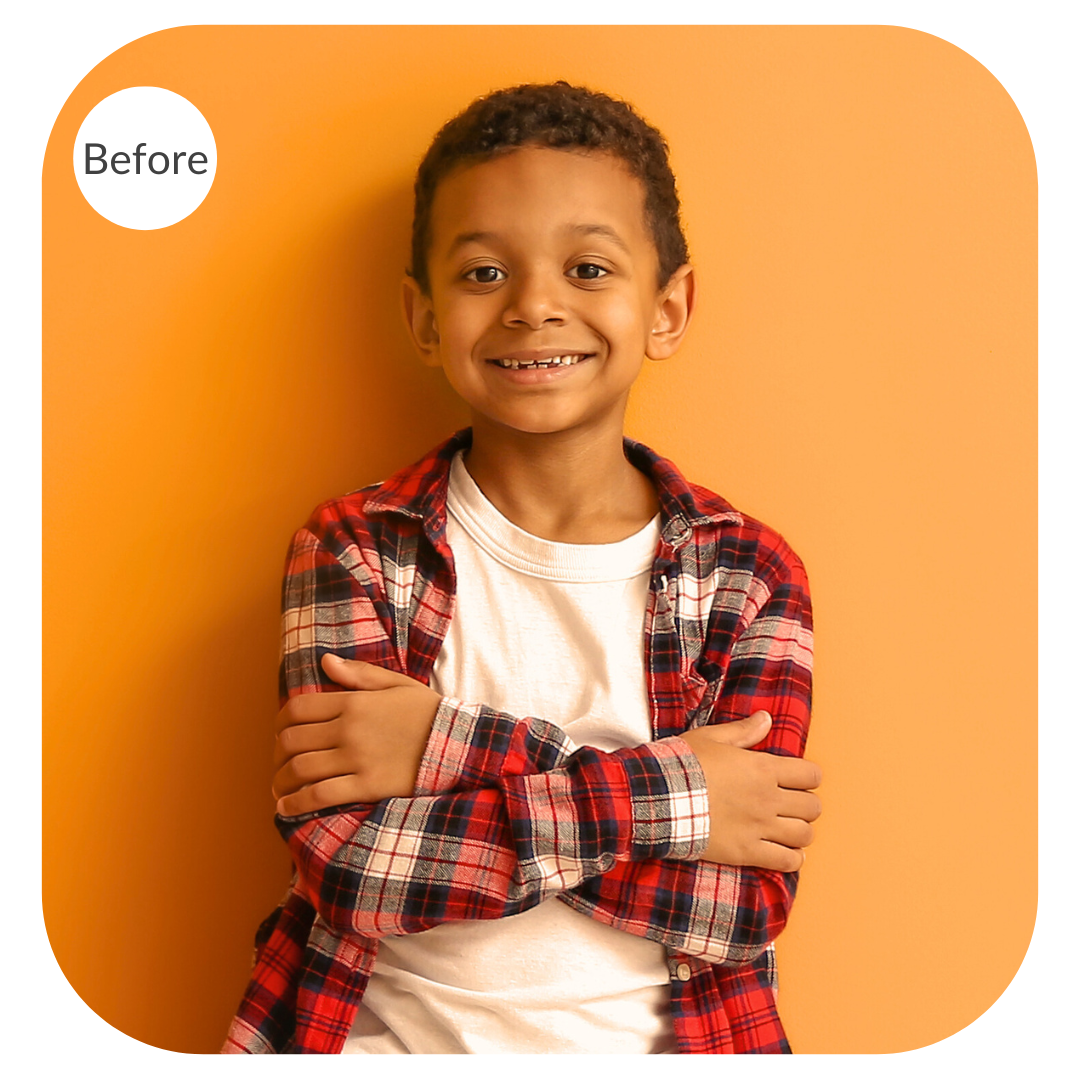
[224,82,820,1055]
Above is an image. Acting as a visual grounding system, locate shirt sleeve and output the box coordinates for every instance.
[415,538,814,966]
[564,548,813,965]
[276,523,711,940]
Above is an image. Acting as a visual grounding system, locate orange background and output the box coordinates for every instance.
[43,25,1036,1054]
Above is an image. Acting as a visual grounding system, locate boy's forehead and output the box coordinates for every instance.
[430,146,652,250]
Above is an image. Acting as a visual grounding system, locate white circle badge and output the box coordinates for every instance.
[73,86,217,230]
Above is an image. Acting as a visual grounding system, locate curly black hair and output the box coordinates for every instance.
[409,81,690,295]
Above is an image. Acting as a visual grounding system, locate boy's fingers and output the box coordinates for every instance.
[274,717,340,768]
[276,692,350,731]
[776,757,823,792]
[707,842,803,873]
[272,748,347,800]
[764,816,815,850]
[777,788,823,824]
[276,775,371,818]
[321,653,416,691]
[751,841,806,874]
[705,711,772,748]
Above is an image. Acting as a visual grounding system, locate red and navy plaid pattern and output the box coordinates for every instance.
[223,429,813,1055]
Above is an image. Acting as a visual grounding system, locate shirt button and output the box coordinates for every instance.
[675,962,692,982]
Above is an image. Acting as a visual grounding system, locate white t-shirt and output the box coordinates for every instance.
[343,452,674,1054]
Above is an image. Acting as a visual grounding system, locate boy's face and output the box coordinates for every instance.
[403,146,693,440]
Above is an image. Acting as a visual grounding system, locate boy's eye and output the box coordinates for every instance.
[464,266,506,284]
[567,263,608,280]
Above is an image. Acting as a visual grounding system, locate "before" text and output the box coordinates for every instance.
[84,142,209,176]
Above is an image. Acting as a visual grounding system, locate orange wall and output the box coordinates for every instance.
[43,25,1036,1054]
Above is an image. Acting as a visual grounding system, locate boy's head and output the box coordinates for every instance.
[409,82,689,296]
[401,82,696,441]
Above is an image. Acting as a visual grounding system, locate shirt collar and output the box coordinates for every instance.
[362,428,742,549]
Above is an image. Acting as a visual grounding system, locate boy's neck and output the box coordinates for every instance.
[462,420,660,545]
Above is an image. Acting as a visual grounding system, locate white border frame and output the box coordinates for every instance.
[19,4,1062,1075]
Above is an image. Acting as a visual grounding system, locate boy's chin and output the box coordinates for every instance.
[473,409,626,441]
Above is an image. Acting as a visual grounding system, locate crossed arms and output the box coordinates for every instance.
[271,521,821,966]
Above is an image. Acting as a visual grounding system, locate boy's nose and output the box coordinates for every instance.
[500,271,567,329]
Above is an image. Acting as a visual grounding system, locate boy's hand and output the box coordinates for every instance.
[272,655,440,816]
[680,712,822,873]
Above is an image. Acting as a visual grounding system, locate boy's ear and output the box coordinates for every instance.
[401,276,441,367]
[646,264,696,361]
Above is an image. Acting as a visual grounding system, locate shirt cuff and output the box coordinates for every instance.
[621,735,711,861]
[415,698,711,864]
[414,696,479,795]
[414,695,574,793]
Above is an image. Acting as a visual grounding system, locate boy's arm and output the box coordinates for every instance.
[279,519,815,961]
[402,544,815,965]
[275,524,712,940]
[560,555,813,965]
[279,738,710,939]
[276,671,812,869]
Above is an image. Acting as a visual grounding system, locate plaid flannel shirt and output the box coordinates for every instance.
[223,429,813,1055]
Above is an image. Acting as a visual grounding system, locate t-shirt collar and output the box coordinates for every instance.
[361,428,742,549]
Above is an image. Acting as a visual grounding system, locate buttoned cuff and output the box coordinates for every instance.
[415,695,574,794]
[620,735,711,861]
[414,696,480,795]
[415,698,711,863]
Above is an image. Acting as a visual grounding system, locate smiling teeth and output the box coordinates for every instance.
[493,354,586,369]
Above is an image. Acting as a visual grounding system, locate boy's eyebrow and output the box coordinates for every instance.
[567,223,632,254]
[446,224,632,255]
[448,230,498,253]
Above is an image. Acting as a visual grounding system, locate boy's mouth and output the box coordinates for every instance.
[488,353,591,370]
